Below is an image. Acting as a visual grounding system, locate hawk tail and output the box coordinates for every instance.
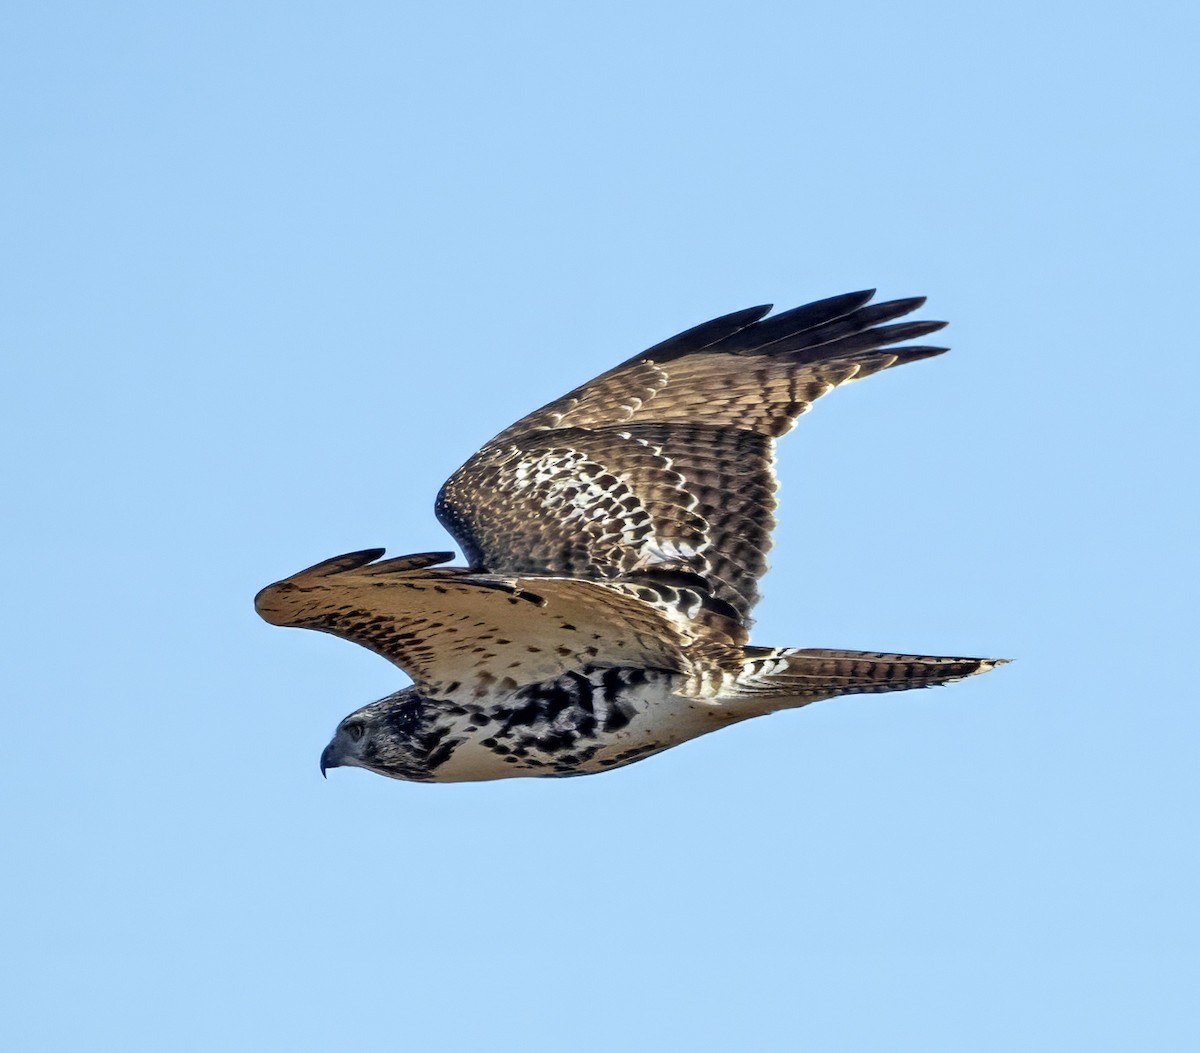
[726,647,1008,710]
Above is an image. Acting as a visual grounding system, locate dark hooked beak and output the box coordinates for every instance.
[320,741,342,779]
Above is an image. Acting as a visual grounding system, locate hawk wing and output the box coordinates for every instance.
[253,548,713,698]
[435,290,947,626]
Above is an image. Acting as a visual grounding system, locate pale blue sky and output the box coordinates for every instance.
[4,2,1197,1050]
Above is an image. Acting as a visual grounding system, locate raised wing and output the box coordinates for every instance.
[254,549,701,697]
[436,290,947,624]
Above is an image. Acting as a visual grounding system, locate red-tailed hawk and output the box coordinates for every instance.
[256,290,1005,782]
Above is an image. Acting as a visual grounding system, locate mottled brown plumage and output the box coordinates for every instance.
[255,549,698,697]
[256,291,1006,783]
[436,289,949,623]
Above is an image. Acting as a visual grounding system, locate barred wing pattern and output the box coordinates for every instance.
[436,290,947,625]
[253,549,701,698]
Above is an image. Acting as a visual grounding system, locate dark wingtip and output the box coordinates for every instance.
[895,345,951,363]
[296,548,388,579]
[798,288,875,305]
[786,288,876,319]
[363,551,456,575]
[873,319,949,344]
[870,295,927,317]
[636,303,774,363]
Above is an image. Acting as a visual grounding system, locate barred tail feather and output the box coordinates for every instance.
[730,647,1008,708]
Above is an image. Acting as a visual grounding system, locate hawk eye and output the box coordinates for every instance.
[345,722,364,742]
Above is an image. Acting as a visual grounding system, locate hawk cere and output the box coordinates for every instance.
[256,291,1006,782]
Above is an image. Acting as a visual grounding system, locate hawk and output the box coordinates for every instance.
[256,290,1006,782]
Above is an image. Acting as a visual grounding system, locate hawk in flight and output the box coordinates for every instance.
[256,290,1005,782]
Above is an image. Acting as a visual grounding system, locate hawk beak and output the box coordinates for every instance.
[320,741,340,779]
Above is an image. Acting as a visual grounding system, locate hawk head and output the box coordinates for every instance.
[319,688,434,782]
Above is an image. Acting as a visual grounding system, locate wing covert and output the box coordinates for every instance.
[436,290,949,626]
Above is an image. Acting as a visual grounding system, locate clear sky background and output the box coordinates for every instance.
[4,2,1197,1050]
